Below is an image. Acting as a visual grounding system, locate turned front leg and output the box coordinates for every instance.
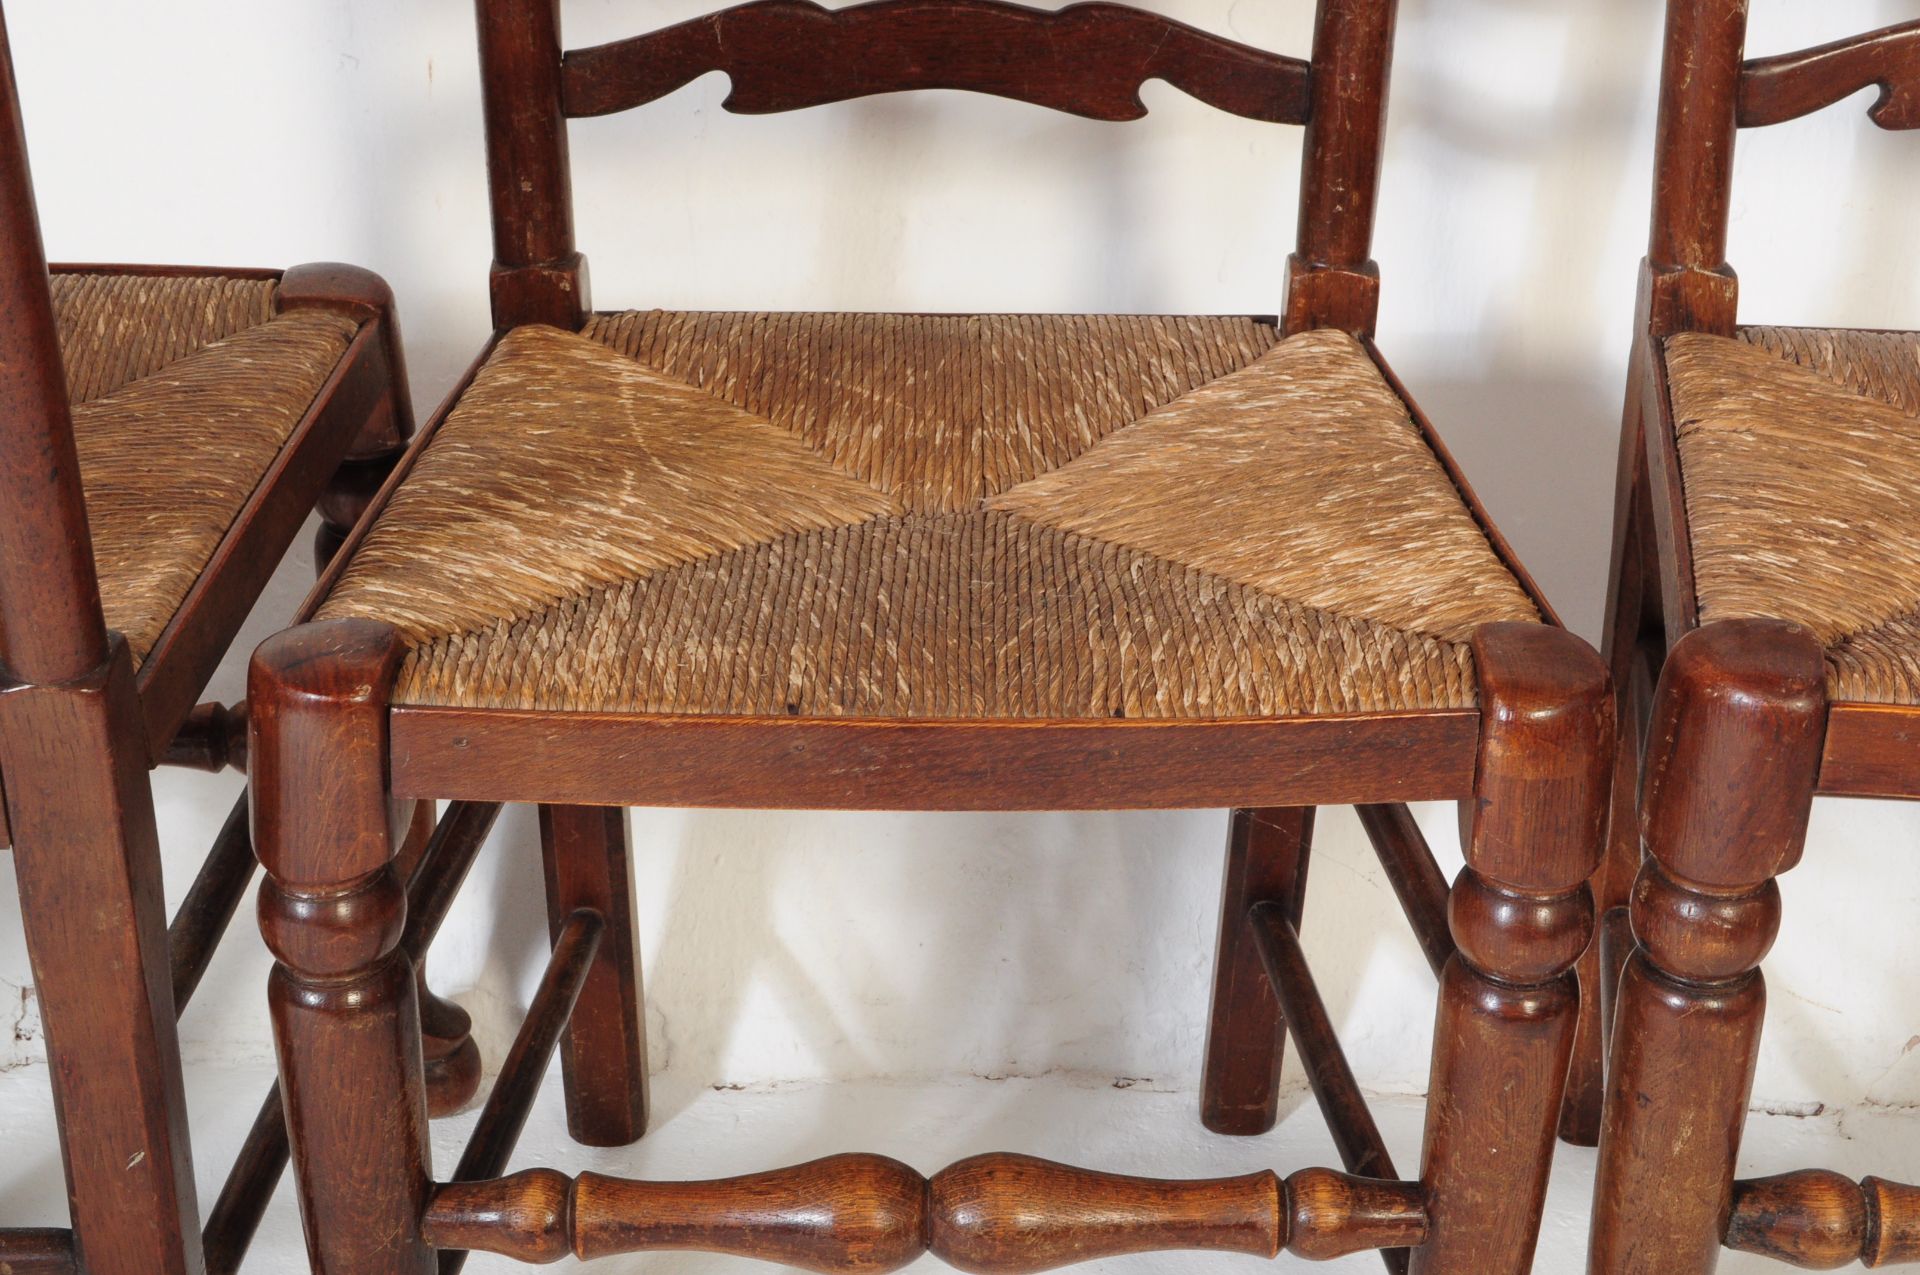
[1412,624,1612,1275]
[1589,619,1826,1275]
[251,620,435,1275]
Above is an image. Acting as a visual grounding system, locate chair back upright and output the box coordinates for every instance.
[1646,2,1920,337]
[472,0,1403,337]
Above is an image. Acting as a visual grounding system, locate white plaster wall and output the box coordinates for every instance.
[2,0,1919,1122]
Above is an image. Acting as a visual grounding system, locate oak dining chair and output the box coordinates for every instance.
[0,8,491,1274]
[248,1,1614,1273]
[1589,3,1920,1272]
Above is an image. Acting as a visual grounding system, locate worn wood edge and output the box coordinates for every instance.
[1738,20,1920,131]
[0,1228,76,1273]
[1817,701,1920,799]
[46,262,283,282]
[1642,331,1702,647]
[1364,339,1562,627]
[560,0,1310,124]
[389,708,1481,810]
[133,322,381,759]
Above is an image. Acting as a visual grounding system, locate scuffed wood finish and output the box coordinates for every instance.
[476,0,585,328]
[1727,1171,1920,1269]
[0,641,201,1275]
[1590,620,1827,1275]
[1413,623,1609,1275]
[1646,0,1747,288]
[0,1230,76,1274]
[1738,21,1920,130]
[251,620,434,1275]
[201,801,502,1275]
[1817,702,1920,798]
[1285,0,1398,336]
[390,708,1483,810]
[561,0,1309,124]
[538,805,649,1147]
[1201,806,1314,1135]
[422,1153,1428,1270]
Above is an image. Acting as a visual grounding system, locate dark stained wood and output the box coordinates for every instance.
[1200,806,1313,1135]
[276,261,418,459]
[250,620,434,1275]
[133,321,384,759]
[538,805,649,1147]
[561,0,1309,125]
[1725,1170,1920,1269]
[200,1085,289,1275]
[0,641,201,1275]
[475,0,585,329]
[1569,347,1668,1149]
[1285,0,1398,336]
[1412,623,1609,1275]
[1738,21,1920,131]
[1590,620,1827,1275]
[157,700,248,773]
[391,707,1481,810]
[579,1154,931,1269]
[1251,903,1408,1275]
[1817,702,1920,798]
[0,1230,76,1274]
[1354,804,1453,977]
[927,1155,1283,1272]
[1647,0,1747,285]
[166,792,254,1012]
[439,909,604,1275]
[422,1155,1429,1270]
[1641,334,1703,641]
[0,15,106,686]
[200,800,502,1275]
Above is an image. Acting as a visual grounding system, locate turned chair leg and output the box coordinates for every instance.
[1588,619,1826,1275]
[1201,806,1314,1135]
[381,800,483,1118]
[538,804,650,1146]
[1412,623,1611,1275]
[251,620,435,1275]
[1563,420,1663,1147]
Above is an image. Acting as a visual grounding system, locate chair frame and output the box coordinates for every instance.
[1588,4,1920,1271]
[250,2,1614,1273]
[0,11,473,1274]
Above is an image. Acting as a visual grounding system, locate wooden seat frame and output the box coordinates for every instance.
[1588,5,1920,1272]
[0,12,495,1275]
[249,2,1614,1273]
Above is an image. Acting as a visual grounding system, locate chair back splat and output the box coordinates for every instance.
[474,0,1399,336]
[1645,2,1920,337]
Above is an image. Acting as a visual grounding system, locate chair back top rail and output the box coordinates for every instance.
[476,0,1400,337]
[0,8,108,686]
[562,0,1310,124]
[1648,3,1920,336]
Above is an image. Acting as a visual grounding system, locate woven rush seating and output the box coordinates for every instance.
[317,312,1540,719]
[53,269,360,662]
[1664,325,1920,705]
